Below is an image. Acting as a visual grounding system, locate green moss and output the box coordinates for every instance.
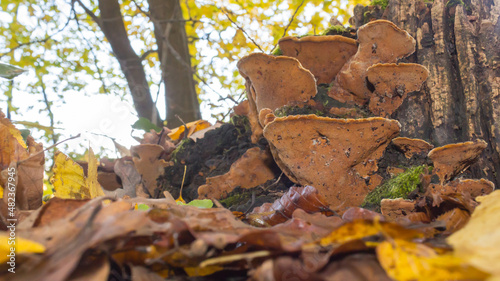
[272,47,283,56]
[219,191,251,208]
[230,114,252,137]
[274,105,324,117]
[321,25,347,35]
[362,165,431,208]
[370,0,389,9]
[169,139,191,163]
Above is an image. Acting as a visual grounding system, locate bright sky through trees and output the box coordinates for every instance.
[0,0,369,158]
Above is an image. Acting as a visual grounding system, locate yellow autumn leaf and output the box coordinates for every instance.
[317,220,423,247]
[168,120,211,141]
[87,147,105,198]
[377,239,489,281]
[50,149,104,199]
[448,190,500,278]
[0,232,45,263]
[184,265,224,277]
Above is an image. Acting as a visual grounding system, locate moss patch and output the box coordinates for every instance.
[274,105,324,117]
[370,0,389,9]
[272,47,283,56]
[321,25,347,35]
[362,165,431,208]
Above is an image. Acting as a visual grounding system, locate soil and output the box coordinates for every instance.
[158,115,292,209]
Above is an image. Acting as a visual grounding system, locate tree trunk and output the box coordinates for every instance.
[353,0,500,188]
[148,0,201,127]
[97,0,161,125]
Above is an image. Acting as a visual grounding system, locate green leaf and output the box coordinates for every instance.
[0,62,27,79]
[132,117,161,132]
[136,203,150,211]
[187,199,213,208]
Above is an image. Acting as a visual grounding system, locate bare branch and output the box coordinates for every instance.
[220,7,264,53]
[0,1,75,58]
[74,0,102,27]
[270,0,305,54]
[73,7,109,95]
[140,49,158,61]
[39,75,58,146]
[130,0,150,17]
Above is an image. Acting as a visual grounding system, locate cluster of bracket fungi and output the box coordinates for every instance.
[198,20,494,216]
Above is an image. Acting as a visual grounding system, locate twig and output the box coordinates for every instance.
[130,0,150,17]
[73,9,109,95]
[139,49,158,61]
[17,134,81,164]
[175,114,189,140]
[270,0,305,54]
[220,7,264,52]
[74,0,102,28]
[39,75,58,146]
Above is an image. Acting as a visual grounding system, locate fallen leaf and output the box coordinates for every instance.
[50,149,105,199]
[317,219,423,247]
[87,148,105,198]
[377,239,488,281]
[0,232,45,263]
[168,120,211,141]
[448,190,500,278]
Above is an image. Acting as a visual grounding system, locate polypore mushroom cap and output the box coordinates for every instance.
[357,20,416,61]
[198,147,276,199]
[335,20,416,103]
[392,137,434,158]
[428,140,488,183]
[367,63,430,117]
[278,35,357,84]
[430,178,494,198]
[263,114,400,212]
[237,53,317,113]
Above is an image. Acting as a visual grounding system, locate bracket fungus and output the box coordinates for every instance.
[262,114,400,213]
[391,137,434,159]
[428,140,488,183]
[198,147,276,200]
[366,63,430,117]
[428,178,494,198]
[237,53,317,142]
[237,53,317,113]
[335,20,416,104]
[278,35,357,84]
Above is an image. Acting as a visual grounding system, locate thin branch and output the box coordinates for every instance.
[270,0,305,54]
[139,49,157,61]
[73,8,109,95]
[74,0,102,28]
[39,75,58,146]
[220,7,264,53]
[130,0,150,17]
[0,2,75,58]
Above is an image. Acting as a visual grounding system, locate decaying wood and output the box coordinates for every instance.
[353,0,500,188]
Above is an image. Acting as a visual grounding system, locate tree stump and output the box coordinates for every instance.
[352,0,500,188]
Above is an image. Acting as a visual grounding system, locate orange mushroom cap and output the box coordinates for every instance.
[367,63,429,117]
[237,53,317,113]
[335,20,416,104]
[391,137,434,159]
[428,140,488,183]
[263,114,400,213]
[278,35,357,85]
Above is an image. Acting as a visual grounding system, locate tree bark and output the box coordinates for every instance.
[353,0,500,188]
[97,0,161,125]
[148,0,201,127]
